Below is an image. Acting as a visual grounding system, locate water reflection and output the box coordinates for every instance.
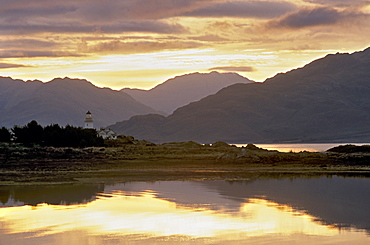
[0,177,369,244]
[0,184,105,206]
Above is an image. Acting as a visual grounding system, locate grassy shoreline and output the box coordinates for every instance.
[1,142,370,184]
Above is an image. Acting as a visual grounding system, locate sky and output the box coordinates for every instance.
[1,0,370,90]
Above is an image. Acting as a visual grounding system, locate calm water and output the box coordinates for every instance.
[1,176,369,244]
[235,143,370,152]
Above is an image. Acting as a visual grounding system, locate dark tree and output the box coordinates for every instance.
[43,124,64,147]
[26,120,43,145]
[0,127,11,142]
[11,121,103,147]
[43,124,103,147]
[12,120,43,146]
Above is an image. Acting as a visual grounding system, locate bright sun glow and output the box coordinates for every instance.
[1,0,369,89]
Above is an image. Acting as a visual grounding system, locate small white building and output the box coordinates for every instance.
[84,111,94,129]
[98,128,117,140]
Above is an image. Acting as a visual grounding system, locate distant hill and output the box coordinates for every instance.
[0,77,157,128]
[110,47,370,143]
[122,71,254,114]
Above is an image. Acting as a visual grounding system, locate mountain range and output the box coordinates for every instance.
[110,47,370,143]
[0,77,157,128]
[0,72,250,128]
[122,71,254,114]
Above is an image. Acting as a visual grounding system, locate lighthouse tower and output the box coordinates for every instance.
[84,111,94,129]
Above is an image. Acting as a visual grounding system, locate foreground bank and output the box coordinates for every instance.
[1,142,369,184]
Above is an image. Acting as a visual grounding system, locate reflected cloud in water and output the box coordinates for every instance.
[0,176,369,244]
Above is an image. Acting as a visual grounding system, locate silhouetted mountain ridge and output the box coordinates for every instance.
[0,77,157,128]
[110,47,370,143]
[122,71,254,114]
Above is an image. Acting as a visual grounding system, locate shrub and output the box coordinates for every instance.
[0,127,11,142]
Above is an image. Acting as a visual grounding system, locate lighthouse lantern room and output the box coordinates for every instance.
[84,111,94,129]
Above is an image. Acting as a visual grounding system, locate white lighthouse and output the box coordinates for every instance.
[84,111,94,129]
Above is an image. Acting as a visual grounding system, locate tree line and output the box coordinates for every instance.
[0,120,104,147]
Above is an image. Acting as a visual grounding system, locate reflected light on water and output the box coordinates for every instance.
[234,143,369,152]
[1,190,368,244]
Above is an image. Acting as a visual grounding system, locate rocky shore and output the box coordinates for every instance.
[1,142,369,184]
